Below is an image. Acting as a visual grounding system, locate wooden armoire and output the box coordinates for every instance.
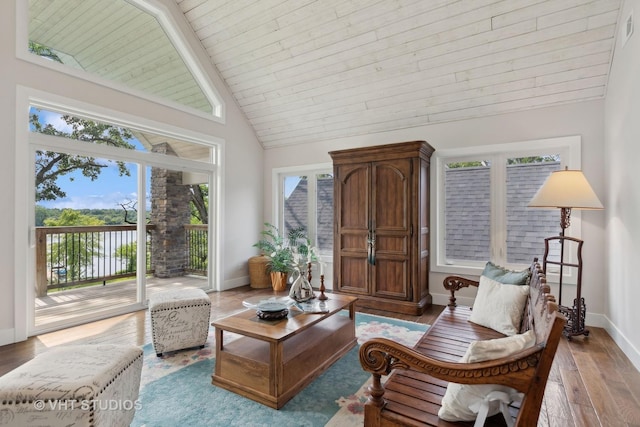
[329,141,435,315]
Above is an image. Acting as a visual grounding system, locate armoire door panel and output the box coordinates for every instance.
[340,233,368,252]
[339,256,369,294]
[374,235,408,255]
[372,160,410,230]
[372,259,407,299]
[338,164,370,230]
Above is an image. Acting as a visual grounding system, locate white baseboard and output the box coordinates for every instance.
[0,328,16,346]
[221,275,249,291]
[584,312,607,328]
[602,316,640,372]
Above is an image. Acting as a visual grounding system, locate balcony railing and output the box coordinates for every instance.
[35,224,210,297]
[35,225,153,297]
[185,224,208,276]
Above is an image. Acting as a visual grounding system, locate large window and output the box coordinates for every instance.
[23,0,224,120]
[275,165,334,269]
[278,169,334,257]
[433,136,581,274]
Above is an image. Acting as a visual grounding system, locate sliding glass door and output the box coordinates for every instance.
[28,107,218,334]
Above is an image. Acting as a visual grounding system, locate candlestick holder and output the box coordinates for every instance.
[318,274,327,300]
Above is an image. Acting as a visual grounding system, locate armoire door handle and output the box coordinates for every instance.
[367,229,376,265]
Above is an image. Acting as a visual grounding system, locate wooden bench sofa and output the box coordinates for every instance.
[359,259,567,426]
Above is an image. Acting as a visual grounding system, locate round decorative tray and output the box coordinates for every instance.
[256,301,289,312]
[256,308,289,320]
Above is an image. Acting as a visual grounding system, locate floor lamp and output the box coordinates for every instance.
[528,167,603,340]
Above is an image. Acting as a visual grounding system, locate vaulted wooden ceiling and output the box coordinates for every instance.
[29,1,624,150]
[176,0,622,148]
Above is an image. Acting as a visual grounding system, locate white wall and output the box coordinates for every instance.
[604,0,640,370]
[264,100,607,323]
[0,0,264,345]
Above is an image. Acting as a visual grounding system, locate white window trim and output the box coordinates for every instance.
[15,86,225,338]
[16,0,225,123]
[430,135,582,277]
[272,162,333,264]
[272,163,332,235]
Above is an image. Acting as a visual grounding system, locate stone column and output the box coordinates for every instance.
[150,143,191,278]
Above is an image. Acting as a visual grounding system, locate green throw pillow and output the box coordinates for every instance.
[481,262,530,285]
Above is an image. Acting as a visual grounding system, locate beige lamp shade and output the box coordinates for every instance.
[528,168,603,210]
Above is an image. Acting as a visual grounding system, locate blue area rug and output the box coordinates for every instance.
[132,312,428,427]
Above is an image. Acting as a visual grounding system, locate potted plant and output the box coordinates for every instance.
[253,223,294,291]
[254,223,319,291]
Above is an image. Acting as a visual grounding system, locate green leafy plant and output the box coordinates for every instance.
[253,223,294,273]
[287,227,319,270]
[253,223,318,273]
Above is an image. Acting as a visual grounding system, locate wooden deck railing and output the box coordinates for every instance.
[35,225,155,297]
[185,224,208,275]
[35,224,209,297]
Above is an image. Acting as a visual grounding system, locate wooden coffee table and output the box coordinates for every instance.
[211,293,358,409]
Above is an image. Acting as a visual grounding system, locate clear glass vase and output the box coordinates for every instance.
[288,267,314,301]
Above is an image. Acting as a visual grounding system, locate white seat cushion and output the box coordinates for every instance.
[438,330,536,422]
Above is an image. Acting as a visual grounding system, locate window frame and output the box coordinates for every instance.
[431,135,582,276]
[272,162,333,261]
[15,86,225,339]
[16,0,225,122]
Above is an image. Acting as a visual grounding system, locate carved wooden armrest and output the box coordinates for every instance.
[443,275,480,307]
[359,337,542,409]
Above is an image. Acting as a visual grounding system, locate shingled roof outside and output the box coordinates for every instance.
[284,176,334,256]
[445,161,561,264]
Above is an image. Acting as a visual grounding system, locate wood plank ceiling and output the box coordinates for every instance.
[176,0,622,148]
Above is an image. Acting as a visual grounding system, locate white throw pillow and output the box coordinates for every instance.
[438,330,536,422]
[469,275,530,336]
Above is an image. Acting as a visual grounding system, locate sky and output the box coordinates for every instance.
[39,165,144,210]
[33,108,149,211]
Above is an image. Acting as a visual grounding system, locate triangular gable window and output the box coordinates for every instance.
[28,0,223,119]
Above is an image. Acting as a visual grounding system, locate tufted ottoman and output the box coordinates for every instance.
[149,288,211,357]
[0,344,143,427]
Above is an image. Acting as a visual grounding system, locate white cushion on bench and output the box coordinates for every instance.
[438,330,536,422]
[470,275,529,336]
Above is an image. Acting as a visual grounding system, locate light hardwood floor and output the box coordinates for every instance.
[3,286,640,426]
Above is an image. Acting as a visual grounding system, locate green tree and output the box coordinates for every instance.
[446,161,488,169]
[113,241,145,274]
[29,41,63,63]
[45,210,105,281]
[32,112,136,202]
[189,185,208,224]
[507,155,559,164]
[36,205,61,226]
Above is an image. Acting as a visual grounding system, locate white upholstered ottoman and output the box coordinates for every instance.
[0,344,143,427]
[149,288,211,357]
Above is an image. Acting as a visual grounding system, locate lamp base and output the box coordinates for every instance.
[559,298,589,340]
